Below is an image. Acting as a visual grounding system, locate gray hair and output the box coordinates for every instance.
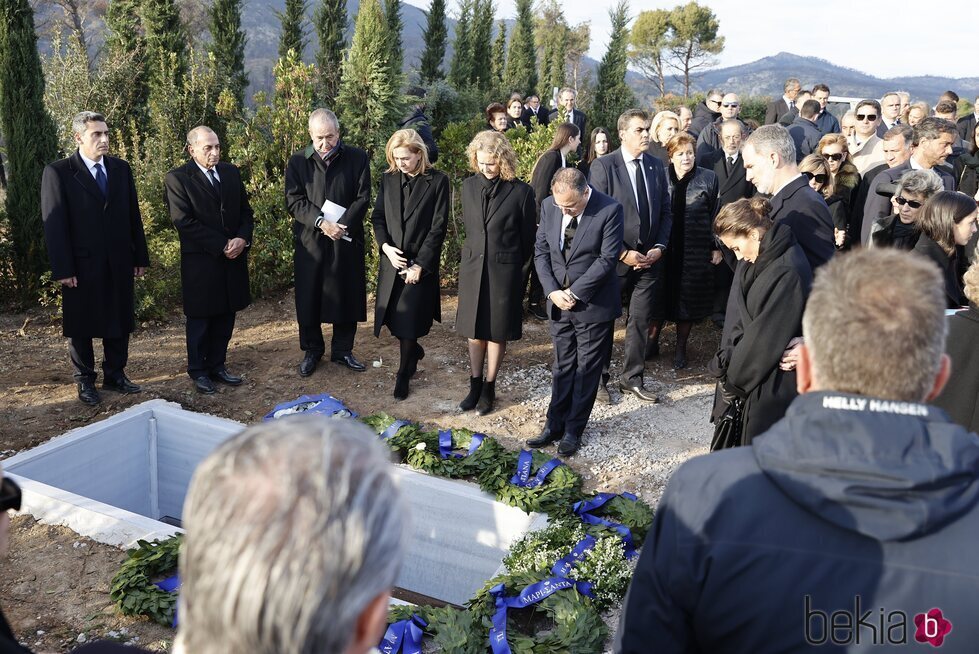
[558,87,576,99]
[308,108,340,131]
[186,126,217,146]
[71,111,106,135]
[745,124,796,166]
[912,116,957,147]
[784,78,801,92]
[803,249,947,402]
[895,169,943,199]
[551,167,588,195]
[176,416,405,654]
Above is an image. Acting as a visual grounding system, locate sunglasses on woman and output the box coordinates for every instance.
[822,153,844,162]
[0,477,21,512]
[802,171,829,185]
[894,196,923,209]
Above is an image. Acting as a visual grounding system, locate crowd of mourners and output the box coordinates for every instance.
[3,75,979,653]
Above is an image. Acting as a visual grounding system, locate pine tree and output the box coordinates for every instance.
[592,0,635,140]
[470,0,494,92]
[503,0,536,95]
[490,20,507,97]
[384,0,403,80]
[105,0,144,54]
[141,0,188,87]
[209,0,248,107]
[277,0,308,60]
[419,0,448,83]
[447,0,474,90]
[313,0,346,105]
[536,1,568,97]
[336,0,401,159]
[0,0,60,303]
[105,0,148,133]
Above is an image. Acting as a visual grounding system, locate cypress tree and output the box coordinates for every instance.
[503,0,536,95]
[490,20,506,97]
[209,0,248,107]
[593,1,635,142]
[105,0,149,132]
[447,0,474,91]
[336,0,401,159]
[419,0,448,83]
[384,0,403,80]
[313,0,346,105]
[470,0,494,92]
[141,0,188,87]
[277,0,308,60]
[0,0,59,303]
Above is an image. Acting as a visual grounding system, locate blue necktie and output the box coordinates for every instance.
[94,163,107,197]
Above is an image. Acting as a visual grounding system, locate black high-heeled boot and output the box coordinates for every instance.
[459,376,483,411]
[476,379,496,415]
[394,373,410,400]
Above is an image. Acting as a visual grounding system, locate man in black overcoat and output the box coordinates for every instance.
[41,111,150,406]
[285,108,371,377]
[588,109,671,404]
[527,168,623,457]
[164,126,253,395]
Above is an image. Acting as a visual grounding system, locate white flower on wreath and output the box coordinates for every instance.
[415,442,427,451]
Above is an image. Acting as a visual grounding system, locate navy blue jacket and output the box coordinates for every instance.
[787,116,822,163]
[616,391,979,653]
[534,189,623,323]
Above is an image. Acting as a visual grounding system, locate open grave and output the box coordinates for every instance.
[2,399,546,606]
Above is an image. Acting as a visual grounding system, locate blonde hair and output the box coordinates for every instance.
[466,130,518,181]
[817,132,859,191]
[384,129,431,175]
[799,154,836,199]
[651,110,680,144]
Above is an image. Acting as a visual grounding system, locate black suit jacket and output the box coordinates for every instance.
[521,105,550,130]
[697,150,754,207]
[535,189,623,323]
[764,98,792,125]
[587,148,672,275]
[862,160,956,244]
[164,161,253,317]
[957,114,977,154]
[41,151,150,338]
[549,108,587,156]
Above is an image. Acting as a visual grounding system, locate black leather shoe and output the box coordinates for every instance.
[393,373,410,401]
[331,353,366,372]
[557,433,582,457]
[102,376,141,394]
[526,426,562,448]
[211,369,243,385]
[528,303,547,321]
[77,382,101,405]
[193,375,217,395]
[298,353,320,377]
[618,380,660,403]
[595,381,613,405]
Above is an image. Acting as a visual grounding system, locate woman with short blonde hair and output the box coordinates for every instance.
[384,128,431,175]
[465,130,518,181]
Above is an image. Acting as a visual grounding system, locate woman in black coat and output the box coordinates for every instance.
[712,197,813,445]
[456,131,537,415]
[372,129,450,400]
[913,191,978,309]
[578,127,610,180]
[648,133,719,369]
[933,258,979,432]
[526,123,581,319]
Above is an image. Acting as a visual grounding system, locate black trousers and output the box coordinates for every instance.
[68,335,129,383]
[299,321,356,358]
[546,317,614,438]
[603,264,660,386]
[186,313,236,378]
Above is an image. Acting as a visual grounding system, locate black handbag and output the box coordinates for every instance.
[710,396,744,451]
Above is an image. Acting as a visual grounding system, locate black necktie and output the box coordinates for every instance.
[634,159,650,245]
[563,215,578,257]
[94,163,107,197]
[207,168,221,194]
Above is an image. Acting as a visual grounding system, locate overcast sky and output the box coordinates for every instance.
[402,0,974,80]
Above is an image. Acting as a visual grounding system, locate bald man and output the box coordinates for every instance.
[164,126,254,395]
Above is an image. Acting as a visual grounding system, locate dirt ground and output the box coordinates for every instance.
[0,289,720,652]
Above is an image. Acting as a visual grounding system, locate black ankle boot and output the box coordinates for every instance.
[394,373,410,400]
[476,379,496,415]
[459,376,483,411]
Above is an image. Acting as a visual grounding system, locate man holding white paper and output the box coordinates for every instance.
[285,108,372,376]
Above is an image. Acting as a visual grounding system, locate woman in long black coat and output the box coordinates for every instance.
[913,191,978,309]
[934,258,979,432]
[372,129,450,400]
[712,197,813,445]
[649,132,719,369]
[456,131,537,415]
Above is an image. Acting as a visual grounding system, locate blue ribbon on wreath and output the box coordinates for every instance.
[508,450,563,488]
[263,394,357,421]
[381,419,412,440]
[550,535,597,578]
[573,492,640,559]
[438,430,485,459]
[488,575,594,654]
[378,613,427,654]
[154,575,181,627]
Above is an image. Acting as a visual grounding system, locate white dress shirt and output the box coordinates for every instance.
[78,151,106,181]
